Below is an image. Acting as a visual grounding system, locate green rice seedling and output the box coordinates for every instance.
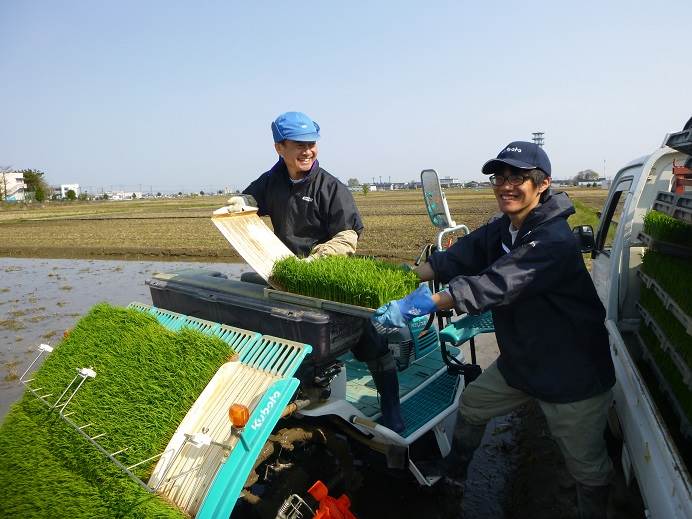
[639,286,692,369]
[643,210,692,247]
[271,256,420,308]
[639,322,692,424]
[641,250,692,316]
[0,303,234,518]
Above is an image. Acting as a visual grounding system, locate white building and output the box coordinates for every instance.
[577,178,607,187]
[108,191,143,200]
[60,184,81,198]
[0,171,26,201]
[439,176,461,188]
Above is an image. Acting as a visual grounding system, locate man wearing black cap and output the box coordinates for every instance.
[373,141,615,517]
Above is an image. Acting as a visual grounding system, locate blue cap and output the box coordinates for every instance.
[482,141,552,176]
[271,112,321,143]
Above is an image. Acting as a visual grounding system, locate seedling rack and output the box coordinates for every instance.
[636,302,692,390]
[652,191,692,225]
[638,270,692,336]
[635,327,692,440]
[634,187,692,441]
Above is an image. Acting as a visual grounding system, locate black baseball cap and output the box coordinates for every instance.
[482,141,551,176]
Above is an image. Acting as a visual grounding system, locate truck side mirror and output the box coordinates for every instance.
[572,225,595,253]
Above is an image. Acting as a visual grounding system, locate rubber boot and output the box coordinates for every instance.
[576,482,609,519]
[443,416,486,481]
[367,354,405,433]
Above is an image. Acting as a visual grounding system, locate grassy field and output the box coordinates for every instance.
[0,188,608,263]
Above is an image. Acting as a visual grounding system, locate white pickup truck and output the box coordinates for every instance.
[580,117,692,517]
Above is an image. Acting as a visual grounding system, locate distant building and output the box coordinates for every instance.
[577,178,607,187]
[60,184,81,198]
[439,176,461,188]
[0,171,26,201]
[108,191,143,200]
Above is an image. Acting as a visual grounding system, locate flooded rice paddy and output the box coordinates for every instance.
[0,257,247,420]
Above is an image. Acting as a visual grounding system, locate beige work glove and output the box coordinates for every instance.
[213,195,258,215]
[305,230,359,260]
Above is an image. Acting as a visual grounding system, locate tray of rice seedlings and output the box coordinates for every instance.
[0,303,235,518]
[637,322,692,439]
[638,285,692,381]
[269,256,420,317]
[639,210,692,257]
[640,250,692,333]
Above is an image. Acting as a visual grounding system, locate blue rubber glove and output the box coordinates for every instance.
[371,284,437,328]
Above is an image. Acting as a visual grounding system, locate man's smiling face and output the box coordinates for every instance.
[275,140,318,179]
[491,166,550,224]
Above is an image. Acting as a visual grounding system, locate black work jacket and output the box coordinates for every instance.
[243,159,364,256]
[428,192,615,403]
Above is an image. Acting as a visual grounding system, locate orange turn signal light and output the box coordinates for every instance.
[229,403,250,428]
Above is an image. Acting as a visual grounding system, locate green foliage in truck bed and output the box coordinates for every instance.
[639,322,692,425]
[0,304,234,518]
[271,256,420,309]
[643,210,692,247]
[639,286,692,369]
[641,250,692,316]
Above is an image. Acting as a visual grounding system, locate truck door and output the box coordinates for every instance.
[591,172,635,308]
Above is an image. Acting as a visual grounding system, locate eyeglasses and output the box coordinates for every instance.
[489,173,531,187]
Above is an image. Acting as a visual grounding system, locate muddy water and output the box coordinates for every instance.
[0,257,248,420]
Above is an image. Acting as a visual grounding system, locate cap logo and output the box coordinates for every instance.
[506,147,522,153]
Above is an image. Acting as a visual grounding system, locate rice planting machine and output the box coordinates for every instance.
[127,169,490,517]
[18,170,493,518]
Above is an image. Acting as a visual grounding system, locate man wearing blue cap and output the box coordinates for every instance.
[231,112,405,431]
[373,141,615,517]
[231,111,363,259]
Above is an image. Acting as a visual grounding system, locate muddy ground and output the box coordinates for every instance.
[234,335,644,519]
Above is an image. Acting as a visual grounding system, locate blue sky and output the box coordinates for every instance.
[2,1,691,194]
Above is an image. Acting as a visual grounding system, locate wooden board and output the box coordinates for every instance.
[211,209,294,282]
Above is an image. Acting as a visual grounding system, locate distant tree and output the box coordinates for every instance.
[66,189,76,201]
[156,192,162,197]
[78,192,88,201]
[18,169,50,196]
[573,169,600,182]
[361,184,370,196]
[131,193,137,199]
[347,178,359,187]
[101,193,109,200]
[35,185,46,202]
[178,191,183,196]
[0,166,11,200]
[200,190,205,196]
[217,189,223,195]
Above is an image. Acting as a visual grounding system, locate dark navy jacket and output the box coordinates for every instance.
[428,192,615,403]
[243,159,364,257]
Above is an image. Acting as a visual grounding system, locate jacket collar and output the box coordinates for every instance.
[498,191,575,248]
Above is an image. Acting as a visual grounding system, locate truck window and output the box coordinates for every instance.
[594,179,632,255]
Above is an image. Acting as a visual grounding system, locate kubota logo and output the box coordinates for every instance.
[250,391,281,431]
[506,147,522,153]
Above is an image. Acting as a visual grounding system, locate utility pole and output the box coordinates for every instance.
[532,132,545,147]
